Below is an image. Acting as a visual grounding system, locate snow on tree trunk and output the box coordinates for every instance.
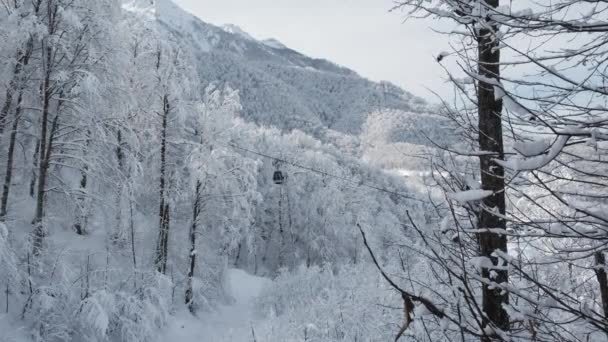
[476,0,509,337]
[73,130,91,235]
[155,94,171,274]
[32,20,58,255]
[0,91,23,221]
[0,44,29,135]
[0,35,34,220]
[185,180,202,313]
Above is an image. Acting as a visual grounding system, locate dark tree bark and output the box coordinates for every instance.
[154,94,170,274]
[0,91,24,221]
[73,131,90,235]
[116,129,124,170]
[112,129,126,244]
[29,138,40,198]
[277,185,285,268]
[1,34,34,220]
[32,60,53,254]
[185,180,202,313]
[155,203,170,274]
[32,113,59,256]
[0,80,16,133]
[32,0,59,256]
[476,0,509,338]
[0,40,31,134]
[595,251,608,337]
[129,192,137,282]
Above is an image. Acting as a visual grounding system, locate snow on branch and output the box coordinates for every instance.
[495,135,568,171]
[448,189,493,203]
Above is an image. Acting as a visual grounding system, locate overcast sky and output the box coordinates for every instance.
[173,0,451,101]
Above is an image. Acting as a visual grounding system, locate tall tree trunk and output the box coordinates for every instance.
[278,186,285,268]
[186,180,202,313]
[32,113,58,256]
[0,45,29,134]
[1,36,34,133]
[129,189,137,288]
[155,203,170,274]
[73,131,90,235]
[0,91,24,221]
[1,37,34,220]
[32,1,58,256]
[29,138,40,198]
[0,81,16,133]
[477,0,509,338]
[32,55,53,255]
[595,251,608,337]
[116,129,124,170]
[154,94,170,274]
[112,129,126,243]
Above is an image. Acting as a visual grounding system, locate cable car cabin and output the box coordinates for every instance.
[273,170,285,185]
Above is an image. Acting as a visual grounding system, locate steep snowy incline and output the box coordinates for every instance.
[123,0,430,135]
[163,269,271,342]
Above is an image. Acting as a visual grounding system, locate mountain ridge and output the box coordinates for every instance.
[124,0,429,137]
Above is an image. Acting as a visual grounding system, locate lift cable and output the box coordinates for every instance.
[213,140,422,202]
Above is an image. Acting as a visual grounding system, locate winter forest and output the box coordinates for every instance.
[0,0,607,341]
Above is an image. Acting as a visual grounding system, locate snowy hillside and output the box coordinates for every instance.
[0,1,438,341]
[126,0,429,135]
[4,0,602,341]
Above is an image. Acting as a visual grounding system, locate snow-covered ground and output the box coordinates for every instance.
[0,314,28,342]
[162,269,271,342]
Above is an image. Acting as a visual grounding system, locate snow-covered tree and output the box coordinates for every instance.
[386,0,608,340]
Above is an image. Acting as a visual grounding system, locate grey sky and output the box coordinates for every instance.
[173,0,450,101]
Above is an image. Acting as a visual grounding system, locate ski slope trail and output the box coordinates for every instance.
[163,269,271,342]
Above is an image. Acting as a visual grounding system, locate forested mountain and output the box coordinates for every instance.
[3,0,605,341]
[125,0,428,135]
[0,1,438,341]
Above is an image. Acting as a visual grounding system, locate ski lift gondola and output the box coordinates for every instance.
[272,160,286,185]
[273,170,285,185]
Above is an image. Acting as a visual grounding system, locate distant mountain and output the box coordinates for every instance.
[123,0,429,136]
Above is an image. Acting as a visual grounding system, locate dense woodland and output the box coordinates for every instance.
[0,0,607,341]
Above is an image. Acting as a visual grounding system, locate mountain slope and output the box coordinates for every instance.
[0,2,440,341]
[125,0,429,135]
